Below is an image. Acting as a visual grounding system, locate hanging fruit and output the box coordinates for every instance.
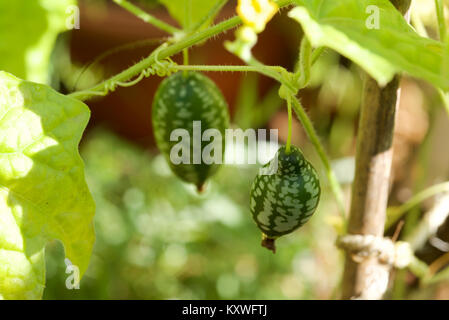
[152,71,230,191]
[250,145,321,252]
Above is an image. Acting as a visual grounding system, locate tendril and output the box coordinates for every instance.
[77,57,178,99]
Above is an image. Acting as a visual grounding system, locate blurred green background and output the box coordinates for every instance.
[43,128,340,299]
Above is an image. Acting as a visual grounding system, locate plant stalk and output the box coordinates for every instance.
[341,75,401,299]
[341,0,411,300]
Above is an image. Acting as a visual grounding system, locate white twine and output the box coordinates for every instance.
[336,234,413,268]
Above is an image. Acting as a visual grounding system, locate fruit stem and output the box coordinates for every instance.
[261,234,276,253]
[197,183,205,193]
[294,37,312,88]
[183,49,189,78]
[285,94,292,154]
[173,65,295,91]
[291,97,347,222]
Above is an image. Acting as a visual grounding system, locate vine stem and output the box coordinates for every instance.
[182,49,189,77]
[172,64,289,88]
[386,182,449,229]
[434,0,447,41]
[73,38,165,91]
[285,94,292,154]
[112,0,181,35]
[173,64,275,73]
[68,16,242,100]
[68,0,295,101]
[295,37,312,87]
[291,97,347,220]
[311,46,325,65]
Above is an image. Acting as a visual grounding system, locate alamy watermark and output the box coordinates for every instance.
[66,5,80,30]
[366,5,380,30]
[169,121,280,175]
[65,258,80,290]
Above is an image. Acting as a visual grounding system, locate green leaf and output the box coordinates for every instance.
[0,0,76,84]
[290,0,449,90]
[158,0,224,30]
[0,71,94,299]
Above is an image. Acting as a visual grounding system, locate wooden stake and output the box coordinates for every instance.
[341,0,411,299]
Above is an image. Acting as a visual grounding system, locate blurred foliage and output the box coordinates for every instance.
[308,50,362,158]
[0,0,75,84]
[233,73,284,130]
[43,128,340,299]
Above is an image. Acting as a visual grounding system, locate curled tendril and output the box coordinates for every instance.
[82,55,178,98]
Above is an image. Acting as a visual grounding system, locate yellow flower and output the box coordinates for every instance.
[224,26,258,62]
[237,0,278,33]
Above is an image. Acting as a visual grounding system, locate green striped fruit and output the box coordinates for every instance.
[152,71,229,191]
[250,145,321,252]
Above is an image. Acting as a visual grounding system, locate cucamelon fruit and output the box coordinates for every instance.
[152,71,229,191]
[250,145,321,252]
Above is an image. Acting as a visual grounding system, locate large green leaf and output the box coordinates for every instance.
[158,0,225,29]
[0,71,94,299]
[290,0,449,90]
[0,0,76,84]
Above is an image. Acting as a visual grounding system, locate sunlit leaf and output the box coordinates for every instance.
[290,0,449,90]
[0,71,94,299]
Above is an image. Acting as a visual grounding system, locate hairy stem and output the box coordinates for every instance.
[182,49,189,77]
[311,47,325,65]
[295,37,312,88]
[173,64,292,90]
[69,0,295,101]
[73,38,165,91]
[286,94,293,154]
[386,182,449,229]
[68,16,242,100]
[291,97,347,219]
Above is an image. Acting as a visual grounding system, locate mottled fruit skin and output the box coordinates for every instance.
[250,146,321,238]
[152,72,229,189]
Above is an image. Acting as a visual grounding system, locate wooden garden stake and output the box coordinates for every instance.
[341,0,411,300]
